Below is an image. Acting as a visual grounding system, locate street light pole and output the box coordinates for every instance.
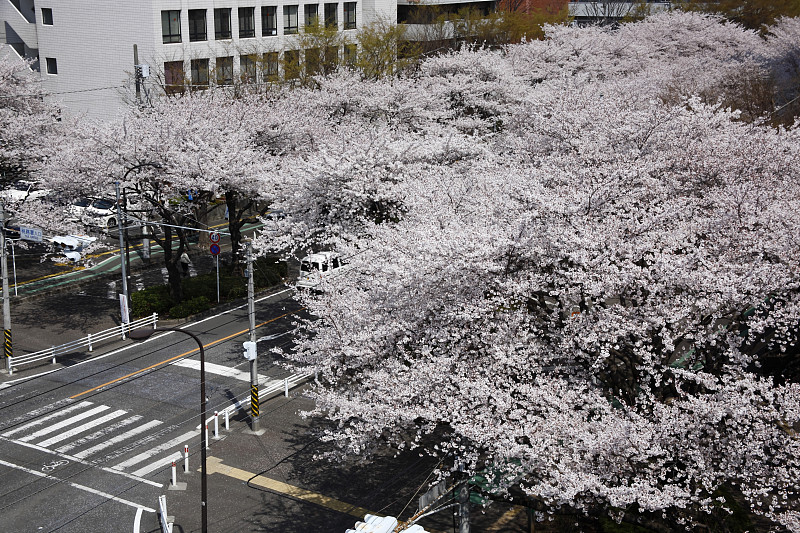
[128,327,208,533]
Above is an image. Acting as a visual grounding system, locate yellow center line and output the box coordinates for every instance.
[70,308,303,399]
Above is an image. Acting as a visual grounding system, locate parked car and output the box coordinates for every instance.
[296,251,350,289]
[0,180,51,203]
[66,197,95,222]
[81,197,142,229]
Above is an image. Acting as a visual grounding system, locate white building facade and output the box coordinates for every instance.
[2,0,394,119]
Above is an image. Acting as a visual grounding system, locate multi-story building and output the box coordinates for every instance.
[1,0,394,119]
[2,1,663,120]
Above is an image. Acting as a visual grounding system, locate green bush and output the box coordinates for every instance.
[130,256,288,319]
[168,296,212,319]
[131,286,174,317]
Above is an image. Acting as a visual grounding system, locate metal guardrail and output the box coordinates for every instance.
[8,313,158,374]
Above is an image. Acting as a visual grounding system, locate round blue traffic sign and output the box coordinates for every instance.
[209,243,221,256]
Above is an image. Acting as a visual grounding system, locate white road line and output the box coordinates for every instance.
[56,415,142,454]
[171,359,266,382]
[37,409,128,448]
[18,405,111,443]
[4,287,294,382]
[0,458,155,513]
[73,420,162,460]
[131,450,183,478]
[113,430,197,472]
[2,401,94,437]
[0,397,74,428]
[0,435,163,488]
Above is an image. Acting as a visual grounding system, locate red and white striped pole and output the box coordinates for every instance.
[171,460,177,486]
[184,445,189,472]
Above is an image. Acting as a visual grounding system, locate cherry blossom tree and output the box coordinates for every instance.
[0,51,60,184]
[260,12,800,531]
[43,91,278,300]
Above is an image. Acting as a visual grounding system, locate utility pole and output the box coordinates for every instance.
[458,483,470,533]
[114,181,130,324]
[1,203,10,373]
[247,240,259,430]
[133,44,141,105]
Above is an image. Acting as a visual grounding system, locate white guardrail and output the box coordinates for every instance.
[8,313,158,374]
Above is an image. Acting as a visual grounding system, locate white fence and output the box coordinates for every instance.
[8,313,158,374]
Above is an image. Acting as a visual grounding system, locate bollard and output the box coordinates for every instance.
[52,346,56,365]
[205,425,209,448]
[88,333,93,352]
[171,461,177,486]
[184,445,189,472]
[214,411,219,438]
[284,378,289,397]
[224,409,230,431]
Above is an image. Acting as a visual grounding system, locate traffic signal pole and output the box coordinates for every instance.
[1,203,11,373]
[247,240,259,430]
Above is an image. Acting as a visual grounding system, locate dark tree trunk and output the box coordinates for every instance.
[225,191,257,267]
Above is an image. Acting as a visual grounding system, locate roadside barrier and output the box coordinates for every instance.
[7,313,158,374]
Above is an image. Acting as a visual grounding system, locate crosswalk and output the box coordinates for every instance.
[1,359,306,482]
[1,400,197,480]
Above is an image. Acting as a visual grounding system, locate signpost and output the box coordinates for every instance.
[210,243,220,303]
[20,227,42,243]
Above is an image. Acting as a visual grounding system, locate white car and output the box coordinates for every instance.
[296,252,350,289]
[81,198,143,229]
[66,197,95,222]
[1,180,51,203]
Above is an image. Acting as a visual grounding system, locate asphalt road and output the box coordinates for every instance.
[0,232,529,533]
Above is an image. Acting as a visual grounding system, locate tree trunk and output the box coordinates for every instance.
[226,191,242,266]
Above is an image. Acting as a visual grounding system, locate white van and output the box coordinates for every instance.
[296,251,349,289]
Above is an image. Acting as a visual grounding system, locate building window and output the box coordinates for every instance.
[343,2,356,30]
[305,47,321,75]
[283,5,298,34]
[41,8,53,25]
[216,56,233,85]
[343,44,356,66]
[240,54,257,84]
[261,6,277,36]
[164,61,184,94]
[45,57,58,75]
[188,10,207,42]
[191,58,209,89]
[263,52,279,80]
[214,8,232,40]
[238,7,255,38]
[304,4,318,27]
[161,10,181,43]
[324,3,337,27]
[284,50,300,79]
[325,45,338,72]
